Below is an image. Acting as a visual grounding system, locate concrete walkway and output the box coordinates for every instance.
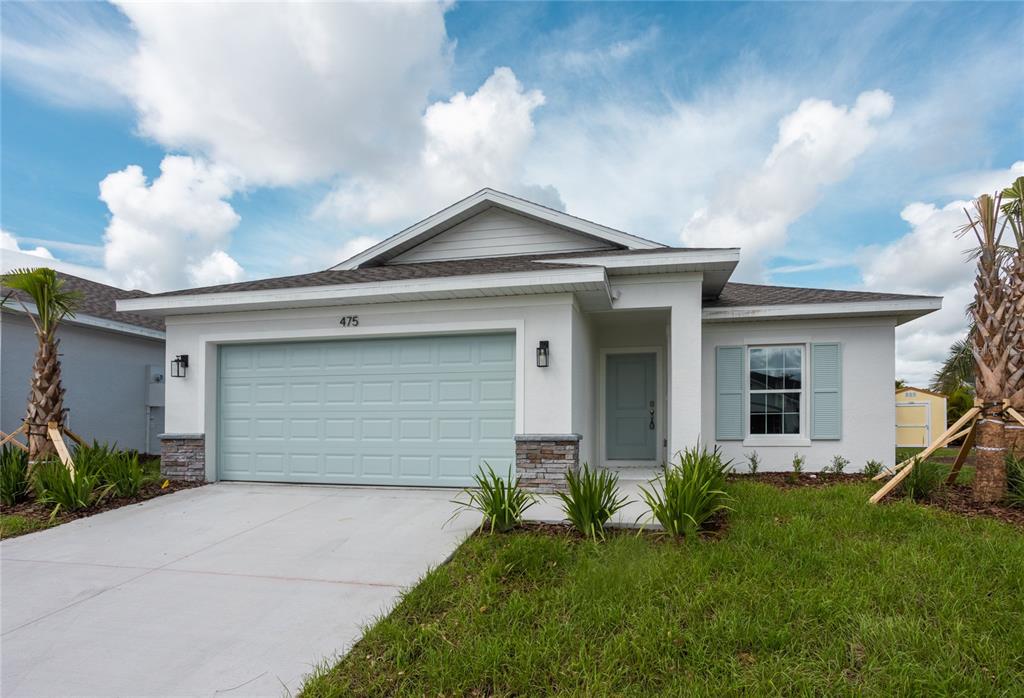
[1,483,478,697]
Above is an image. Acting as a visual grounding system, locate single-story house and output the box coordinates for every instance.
[118,189,941,489]
[895,386,948,448]
[2,272,166,454]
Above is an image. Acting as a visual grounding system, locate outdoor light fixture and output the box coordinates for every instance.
[536,340,550,368]
[171,354,189,378]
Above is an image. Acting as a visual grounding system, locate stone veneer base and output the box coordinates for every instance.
[160,433,206,482]
[515,433,581,493]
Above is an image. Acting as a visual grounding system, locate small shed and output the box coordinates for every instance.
[895,386,948,448]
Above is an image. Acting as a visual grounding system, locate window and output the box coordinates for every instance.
[749,346,802,436]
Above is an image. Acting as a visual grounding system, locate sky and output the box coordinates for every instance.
[1,1,1022,385]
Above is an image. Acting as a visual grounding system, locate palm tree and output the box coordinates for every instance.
[1,268,81,461]
[930,336,975,395]
[959,194,1009,502]
[1002,176,1024,455]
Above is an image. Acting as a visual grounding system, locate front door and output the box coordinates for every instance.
[605,352,657,461]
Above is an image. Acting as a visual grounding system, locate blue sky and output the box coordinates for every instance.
[1,1,1022,382]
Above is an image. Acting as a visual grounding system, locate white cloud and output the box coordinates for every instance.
[1,229,56,260]
[856,160,1024,385]
[1,229,118,284]
[114,2,453,187]
[99,156,244,291]
[681,90,894,279]
[318,67,561,228]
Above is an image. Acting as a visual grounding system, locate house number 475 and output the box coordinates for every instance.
[338,315,359,327]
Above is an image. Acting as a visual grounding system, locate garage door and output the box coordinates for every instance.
[217,334,516,486]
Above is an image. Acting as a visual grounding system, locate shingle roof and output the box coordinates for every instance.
[704,282,939,307]
[2,272,165,332]
[145,248,713,298]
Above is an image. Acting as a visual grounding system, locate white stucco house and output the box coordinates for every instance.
[118,189,941,489]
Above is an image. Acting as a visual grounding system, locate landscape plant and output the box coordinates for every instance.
[744,451,760,475]
[556,463,631,540]
[788,453,806,483]
[105,451,144,498]
[824,455,850,475]
[638,444,733,538]
[0,268,81,461]
[897,458,944,502]
[451,463,537,534]
[1,445,30,507]
[862,460,884,478]
[1006,454,1024,508]
[32,459,111,519]
[73,441,117,481]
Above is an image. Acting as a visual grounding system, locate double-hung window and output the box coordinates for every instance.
[749,346,803,436]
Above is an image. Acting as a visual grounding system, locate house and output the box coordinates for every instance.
[1,273,166,453]
[118,189,941,489]
[895,386,948,448]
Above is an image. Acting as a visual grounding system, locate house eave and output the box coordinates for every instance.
[701,298,942,325]
[2,304,165,340]
[116,267,612,316]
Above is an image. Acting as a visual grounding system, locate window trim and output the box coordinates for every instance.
[744,343,807,444]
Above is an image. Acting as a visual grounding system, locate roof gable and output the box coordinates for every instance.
[333,188,663,270]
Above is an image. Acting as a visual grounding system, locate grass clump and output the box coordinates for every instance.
[897,458,945,502]
[639,444,732,538]
[32,459,111,519]
[556,463,631,540]
[1,444,30,507]
[451,463,536,533]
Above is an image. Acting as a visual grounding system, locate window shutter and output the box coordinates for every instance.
[811,343,842,440]
[716,346,745,440]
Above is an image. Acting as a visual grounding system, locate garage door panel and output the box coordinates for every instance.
[218,334,515,485]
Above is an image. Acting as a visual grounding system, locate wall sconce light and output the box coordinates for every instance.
[536,340,550,368]
[171,354,189,378]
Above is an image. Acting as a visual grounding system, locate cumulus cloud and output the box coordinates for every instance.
[857,160,1024,385]
[99,156,244,291]
[1,229,119,284]
[681,90,894,279]
[115,2,452,187]
[318,67,562,228]
[1,230,56,260]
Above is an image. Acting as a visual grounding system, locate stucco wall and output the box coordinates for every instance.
[162,295,578,480]
[570,306,596,466]
[1,311,165,453]
[701,317,897,472]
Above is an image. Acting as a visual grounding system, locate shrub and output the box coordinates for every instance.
[824,455,850,475]
[744,451,760,475]
[73,441,117,481]
[451,463,537,534]
[33,460,110,519]
[1,445,30,507]
[105,451,143,498]
[863,460,885,478]
[556,464,631,540]
[638,444,733,538]
[792,453,806,474]
[896,458,944,502]
[1006,454,1024,509]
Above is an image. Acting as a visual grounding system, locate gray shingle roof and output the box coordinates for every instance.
[2,272,165,332]
[704,282,939,307]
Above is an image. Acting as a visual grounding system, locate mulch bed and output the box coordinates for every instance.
[925,485,1024,528]
[1,479,203,536]
[729,472,868,489]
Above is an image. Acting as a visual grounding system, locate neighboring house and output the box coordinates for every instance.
[1,273,166,453]
[895,386,948,448]
[119,189,941,488]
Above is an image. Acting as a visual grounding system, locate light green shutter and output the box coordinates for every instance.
[811,343,842,440]
[716,346,745,440]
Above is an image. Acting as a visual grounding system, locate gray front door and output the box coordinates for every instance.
[605,352,657,461]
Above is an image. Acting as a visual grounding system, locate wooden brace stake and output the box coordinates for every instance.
[47,421,76,479]
[1008,407,1024,428]
[872,407,981,481]
[0,424,28,451]
[945,420,977,485]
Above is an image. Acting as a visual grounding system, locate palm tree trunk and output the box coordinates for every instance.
[974,412,1007,501]
[24,337,66,461]
[1006,254,1024,456]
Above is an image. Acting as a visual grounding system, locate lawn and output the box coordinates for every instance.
[303,481,1024,697]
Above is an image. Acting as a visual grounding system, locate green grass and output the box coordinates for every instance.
[0,514,52,538]
[302,482,1024,697]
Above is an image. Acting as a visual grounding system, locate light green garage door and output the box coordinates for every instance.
[217,334,516,486]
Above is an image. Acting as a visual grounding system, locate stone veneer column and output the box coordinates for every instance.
[514,434,581,493]
[160,433,206,482]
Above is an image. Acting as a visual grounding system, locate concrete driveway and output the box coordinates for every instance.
[1,483,477,697]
